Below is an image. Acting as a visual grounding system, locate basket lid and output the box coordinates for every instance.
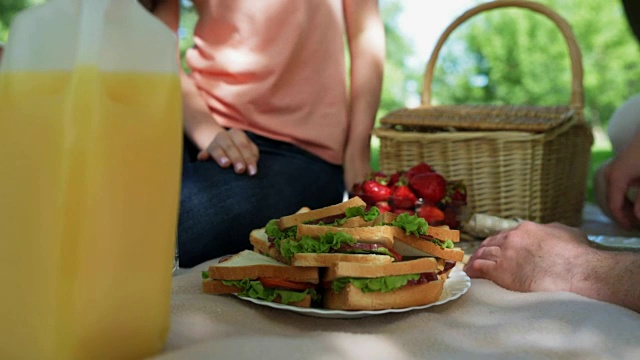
[380,105,575,133]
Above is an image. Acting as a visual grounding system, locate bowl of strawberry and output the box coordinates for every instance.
[350,162,467,229]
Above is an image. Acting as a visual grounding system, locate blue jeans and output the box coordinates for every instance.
[178,133,345,267]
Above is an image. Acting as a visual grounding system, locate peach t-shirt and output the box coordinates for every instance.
[186,0,348,165]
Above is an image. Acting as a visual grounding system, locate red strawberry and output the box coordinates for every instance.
[371,171,389,184]
[405,162,433,180]
[375,201,392,214]
[389,184,418,210]
[361,180,391,205]
[393,209,415,216]
[409,172,446,204]
[444,180,467,206]
[387,171,404,188]
[442,207,460,229]
[417,204,445,225]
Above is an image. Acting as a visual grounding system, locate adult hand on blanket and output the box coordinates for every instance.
[464,221,640,313]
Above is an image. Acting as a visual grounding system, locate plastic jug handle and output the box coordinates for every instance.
[76,0,111,64]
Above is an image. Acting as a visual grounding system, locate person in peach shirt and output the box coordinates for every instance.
[150,0,385,267]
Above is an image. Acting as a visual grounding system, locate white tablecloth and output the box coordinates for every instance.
[157,204,640,360]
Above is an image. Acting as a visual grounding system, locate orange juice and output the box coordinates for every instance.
[0,66,182,359]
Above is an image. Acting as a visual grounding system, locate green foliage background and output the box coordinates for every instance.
[430,0,640,130]
[0,0,44,42]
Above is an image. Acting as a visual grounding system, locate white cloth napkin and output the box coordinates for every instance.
[462,213,522,238]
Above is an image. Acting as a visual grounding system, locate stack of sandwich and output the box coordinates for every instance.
[201,197,463,311]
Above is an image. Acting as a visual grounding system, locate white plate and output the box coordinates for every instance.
[236,267,471,319]
[587,235,640,250]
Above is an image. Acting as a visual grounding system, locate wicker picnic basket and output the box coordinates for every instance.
[375,0,593,227]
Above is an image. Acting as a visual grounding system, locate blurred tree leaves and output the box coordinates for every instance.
[430,0,640,128]
[0,0,44,43]
[178,0,196,73]
[378,1,420,120]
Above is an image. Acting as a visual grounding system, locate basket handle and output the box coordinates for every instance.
[422,0,584,110]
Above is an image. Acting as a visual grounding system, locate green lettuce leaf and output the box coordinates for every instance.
[343,206,365,218]
[202,271,209,280]
[391,213,429,236]
[318,206,381,226]
[430,238,454,249]
[265,219,297,248]
[279,231,356,260]
[222,279,318,304]
[344,206,380,222]
[331,274,421,293]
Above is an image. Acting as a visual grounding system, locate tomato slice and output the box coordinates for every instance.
[386,247,403,262]
[258,277,316,291]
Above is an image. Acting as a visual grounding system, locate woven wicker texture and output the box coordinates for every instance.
[381,105,574,132]
[375,0,594,227]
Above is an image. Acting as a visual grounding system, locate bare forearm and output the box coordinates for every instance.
[343,0,385,184]
[180,71,222,151]
[345,55,383,163]
[151,0,220,152]
[345,8,384,156]
[347,36,384,143]
[573,249,640,312]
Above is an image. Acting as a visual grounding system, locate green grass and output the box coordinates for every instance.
[370,143,380,172]
[587,148,613,203]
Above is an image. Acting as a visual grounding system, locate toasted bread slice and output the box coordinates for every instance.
[336,216,374,228]
[202,279,313,308]
[373,212,400,225]
[295,206,312,214]
[277,197,366,230]
[249,228,289,264]
[324,257,440,281]
[295,224,395,248]
[426,225,460,243]
[439,267,454,281]
[202,278,243,294]
[249,228,270,254]
[249,228,394,267]
[290,253,394,267]
[323,280,444,310]
[392,228,464,262]
[206,250,319,283]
